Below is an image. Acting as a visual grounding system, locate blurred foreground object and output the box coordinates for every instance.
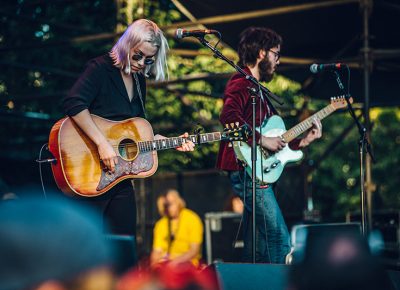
[288,228,392,290]
[0,197,114,290]
[117,262,219,290]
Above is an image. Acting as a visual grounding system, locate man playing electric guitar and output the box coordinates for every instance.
[216,27,322,264]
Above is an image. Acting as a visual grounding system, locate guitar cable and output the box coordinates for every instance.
[231,171,245,252]
[36,143,50,199]
[258,82,272,262]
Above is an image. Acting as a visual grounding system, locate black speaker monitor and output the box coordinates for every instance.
[105,234,136,274]
[213,262,289,290]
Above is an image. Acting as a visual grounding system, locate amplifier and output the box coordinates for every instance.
[204,212,244,264]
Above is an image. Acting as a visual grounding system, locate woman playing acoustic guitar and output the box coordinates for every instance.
[62,19,194,236]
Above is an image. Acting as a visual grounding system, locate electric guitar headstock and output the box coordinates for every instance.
[222,122,252,142]
[330,95,353,110]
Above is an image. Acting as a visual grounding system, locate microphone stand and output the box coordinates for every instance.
[333,70,375,236]
[193,36,283,263]
[249,87,258,263]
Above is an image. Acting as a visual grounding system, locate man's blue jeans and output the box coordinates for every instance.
[229,170,291,264]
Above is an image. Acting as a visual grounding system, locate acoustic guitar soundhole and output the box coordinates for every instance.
[118,138,138,161]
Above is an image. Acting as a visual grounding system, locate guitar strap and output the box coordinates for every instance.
[261,92,277,118]
[256,84,278,117]
[265,97,278,116]
[133,73,147,118]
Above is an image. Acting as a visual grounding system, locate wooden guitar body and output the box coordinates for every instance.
[48,115,157,197]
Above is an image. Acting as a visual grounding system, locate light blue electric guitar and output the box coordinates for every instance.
[233,96,351,184]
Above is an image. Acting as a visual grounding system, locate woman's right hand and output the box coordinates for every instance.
[69,110,118,172]
[98,140,118,172]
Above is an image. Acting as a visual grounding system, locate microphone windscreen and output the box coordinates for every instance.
[310,63,319,74]
[175,28,184,39]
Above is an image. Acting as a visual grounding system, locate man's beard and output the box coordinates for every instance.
[258,58,274,82]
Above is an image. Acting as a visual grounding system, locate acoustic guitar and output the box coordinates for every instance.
[48,115,249,197]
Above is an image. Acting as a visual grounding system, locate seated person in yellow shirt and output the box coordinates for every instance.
[151,189,203,267]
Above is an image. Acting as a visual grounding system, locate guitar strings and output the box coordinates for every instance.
[110,131,225,150]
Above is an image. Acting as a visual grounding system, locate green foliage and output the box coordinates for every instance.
[0,0,117,116]
[309,106,362,218]
[371,109,400,207]
[298,103,400,219]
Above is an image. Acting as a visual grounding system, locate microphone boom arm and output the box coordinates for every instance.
[194,36,284,107]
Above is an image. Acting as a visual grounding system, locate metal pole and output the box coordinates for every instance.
[251,94,257,263]
[361,0,373,232]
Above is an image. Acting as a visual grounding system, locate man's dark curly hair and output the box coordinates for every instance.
[238,27,282,67]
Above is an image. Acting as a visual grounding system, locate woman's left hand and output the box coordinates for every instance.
[176,132,195,152]
[154,133,195,152]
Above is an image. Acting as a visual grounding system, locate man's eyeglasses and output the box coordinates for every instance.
[268,49,280,61]
[132,53,155,65]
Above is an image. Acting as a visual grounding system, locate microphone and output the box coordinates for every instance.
[310,63,345,74]
[175,28,219,39]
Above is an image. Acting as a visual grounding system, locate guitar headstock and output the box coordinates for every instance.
[330,95,353,110]
[222,122,252,142]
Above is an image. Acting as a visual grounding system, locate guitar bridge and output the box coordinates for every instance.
[260,148,270,158]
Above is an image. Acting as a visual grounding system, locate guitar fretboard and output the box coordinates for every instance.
[138,132,222,153]
[282,104,336,142]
